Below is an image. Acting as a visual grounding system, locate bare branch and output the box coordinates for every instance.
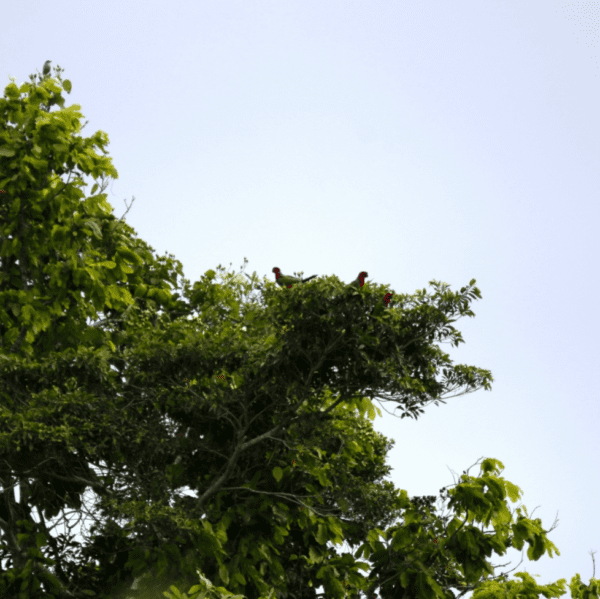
[219,486,339,519]
[119,196,136,221]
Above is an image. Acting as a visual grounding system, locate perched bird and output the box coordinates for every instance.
[371,292,394,317]
[272,267,317,288]
[349,271,369,288]
[43,60,52,76]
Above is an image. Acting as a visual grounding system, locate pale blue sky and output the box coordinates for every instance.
[2,1,599,597]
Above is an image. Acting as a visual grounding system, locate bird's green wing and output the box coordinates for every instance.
[278,274,301,287]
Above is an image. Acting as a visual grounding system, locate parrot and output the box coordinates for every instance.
[272,267,317,288]
[371,292,394,317]
[43,60,52,76]
[349,271,369,288]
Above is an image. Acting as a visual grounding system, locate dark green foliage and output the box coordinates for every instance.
[3,63,592,599]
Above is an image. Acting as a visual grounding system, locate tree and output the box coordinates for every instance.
[1,62,597,599]
[0,60,195,597]
[1,60,412,598]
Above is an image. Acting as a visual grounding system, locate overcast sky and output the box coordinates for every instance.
[2,1,599,597]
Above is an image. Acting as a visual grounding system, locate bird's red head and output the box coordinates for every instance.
[272,267,281,279]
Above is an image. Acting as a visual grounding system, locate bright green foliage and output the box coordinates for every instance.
[0,61,189,362]
[0,61,205,598]
[0,63,597,599]
[167,457,598,599]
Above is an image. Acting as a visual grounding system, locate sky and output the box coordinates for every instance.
[1,1,600,597]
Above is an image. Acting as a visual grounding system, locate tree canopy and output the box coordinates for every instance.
[0,61,598,599]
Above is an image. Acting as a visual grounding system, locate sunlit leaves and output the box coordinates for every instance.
[272,467,283,483]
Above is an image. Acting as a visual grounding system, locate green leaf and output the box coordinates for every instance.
[308,546,322,563]
[96,260,117,268]
[21,304,34,323]
[316,524,328,545]
[9,196,20,218]
[134,283,148,297]
[83,218,102,239]
[272,467,283,482]
[219,562,230,585]
[51,224,67,244]
[316,470,331,487]
[165,586,185,599]
[116,245,144,266]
